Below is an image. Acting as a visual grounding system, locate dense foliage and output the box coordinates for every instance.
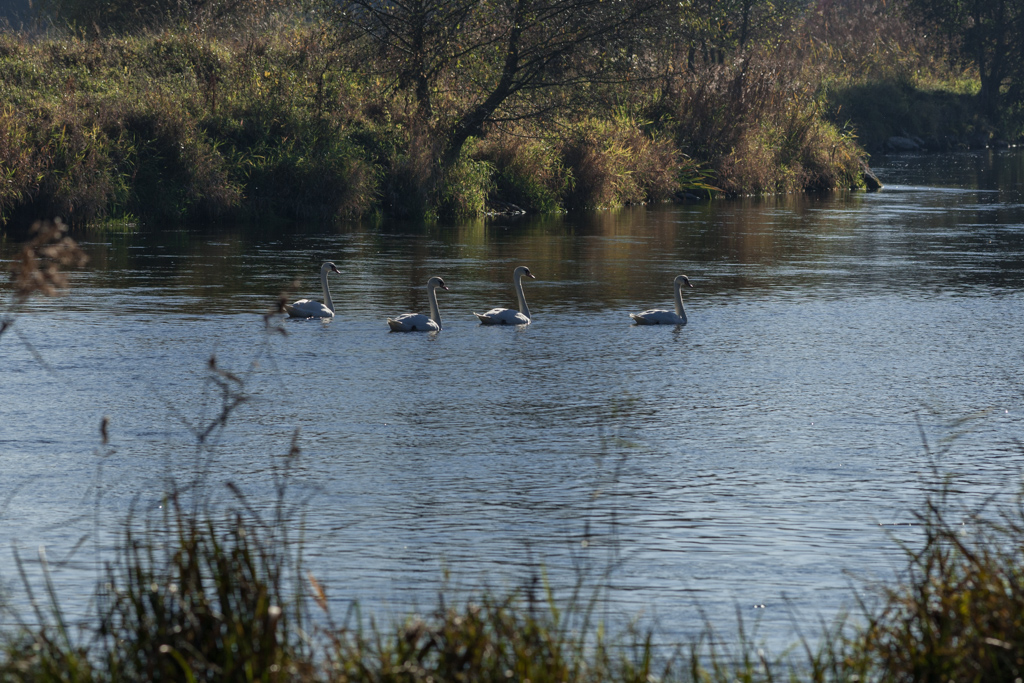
[0,0,1020,228]
[905,0,1024,125]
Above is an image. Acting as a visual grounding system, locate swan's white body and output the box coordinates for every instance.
[387,277,449,332]
[630,275,692,325]
[285,262,341,318]
[475,266,535,325]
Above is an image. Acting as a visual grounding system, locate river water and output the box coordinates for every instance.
[2,150,1024,649]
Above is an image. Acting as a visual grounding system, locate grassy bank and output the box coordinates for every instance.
[0,13,867,231]
[6,0,1024,230]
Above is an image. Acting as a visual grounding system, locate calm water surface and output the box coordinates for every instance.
[3,150,1024,647]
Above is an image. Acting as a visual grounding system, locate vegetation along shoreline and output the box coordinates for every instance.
[1,0,1022,232]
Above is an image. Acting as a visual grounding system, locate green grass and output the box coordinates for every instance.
[0,15,875,231]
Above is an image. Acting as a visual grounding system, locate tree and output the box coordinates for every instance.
[339,0,484,119]
[674,0,809,69]
[338,0,663,169]
[906,0,1024,118]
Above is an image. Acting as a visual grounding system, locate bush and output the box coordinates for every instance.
[661,54,862,195]
[435,143,493,220]
[476,132,569,213]
[0,14,878,229]
[561,115,681,210]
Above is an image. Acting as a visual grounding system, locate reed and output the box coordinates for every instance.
[558,114,683,210]
[6,399,1024,683]
[100,500,308,682]
[475,130,569,214]
[850,491,1024,682]
[656,54,863,195]
[324,588,664,683]
[1,500,308,683]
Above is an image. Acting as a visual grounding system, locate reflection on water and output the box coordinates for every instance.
[2,150,1024,647]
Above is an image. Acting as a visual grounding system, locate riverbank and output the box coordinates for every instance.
[8,0,1024,231]
[0,19,867,231]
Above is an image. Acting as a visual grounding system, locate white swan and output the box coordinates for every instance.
[474,266,535,325]
[387,276,449,331]
[630,275,693,325]
[285,262,341,318]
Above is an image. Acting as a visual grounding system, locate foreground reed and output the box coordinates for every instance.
[3,448,1024,683]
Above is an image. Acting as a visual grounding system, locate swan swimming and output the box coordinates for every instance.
[387,276,449,331]
[474,266,535,325]
[630,275,693,325]
[285,262,341,318]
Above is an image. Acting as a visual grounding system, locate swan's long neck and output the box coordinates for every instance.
[673,280,686,321]
[428,284,442,329]
[514,273,531,319]
[321,268,335,313]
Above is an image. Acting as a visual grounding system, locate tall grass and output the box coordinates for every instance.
[852,489,1024,682]
[0,28,380,228]
[654,54,863,195]
[10,473,1024,682]
[475,131,569,214]
[1,498,309,683]
[0,4,881,231]
[559,114,682,210]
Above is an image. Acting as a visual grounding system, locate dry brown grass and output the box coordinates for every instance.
[8,218,88,303]
[661,53,862,195]
[560,115,683,209]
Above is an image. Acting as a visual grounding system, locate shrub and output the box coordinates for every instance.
[0,109,44,224]
[435,142,493,220]
[112,96,242,221]
[232,131,377,221]
[561,116,681,210]
[662,54,862,195]
[18,101,125,226]
[476,132,569,213]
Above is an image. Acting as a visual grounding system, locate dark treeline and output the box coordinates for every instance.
[0,0,1021,228]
